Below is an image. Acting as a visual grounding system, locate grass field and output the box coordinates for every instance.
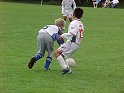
[0,2,124,93]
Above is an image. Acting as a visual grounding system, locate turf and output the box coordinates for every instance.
[0,2,124,93]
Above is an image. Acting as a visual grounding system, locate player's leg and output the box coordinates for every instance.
[54,49,67,69]
[63,16,67,21]
[44,35,54,71]
[95,2,99,8]
[68,12,73,22]
[28,33,44,69]
[54,42,73,74]
[111,3,118,8]
[61,42,79,74]
[54,50,71,75]
[92,0,97,8]
[62,11,67,21]
[68,18,73,22]
[44,56,52,71]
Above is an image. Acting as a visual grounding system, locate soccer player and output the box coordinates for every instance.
[54,8,84,75]
[111,0,119,8]
[61,0,76,22]
[92,0,101,8]
[92,0,97,8]
[28,18,65,71]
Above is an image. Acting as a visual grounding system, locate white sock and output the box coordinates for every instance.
[65,59,70,68]
[57,55,67,69]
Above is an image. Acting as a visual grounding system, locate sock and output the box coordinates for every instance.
[44,56,52,70]
[57,55,67,69]
[65,59,70,68]
[35,53,42,61]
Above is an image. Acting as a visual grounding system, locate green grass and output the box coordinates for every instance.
[0,2,124,93]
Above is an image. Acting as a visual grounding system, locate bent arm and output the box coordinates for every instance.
[61,33,74,40]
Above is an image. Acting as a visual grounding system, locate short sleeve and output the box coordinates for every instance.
[68,22,77,36]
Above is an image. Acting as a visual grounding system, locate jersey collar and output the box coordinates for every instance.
[73,18,80,21]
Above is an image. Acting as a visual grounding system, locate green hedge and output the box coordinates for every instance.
[0,0,123,7]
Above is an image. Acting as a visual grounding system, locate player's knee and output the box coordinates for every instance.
[63,16,67,21]
[54,50,61,58]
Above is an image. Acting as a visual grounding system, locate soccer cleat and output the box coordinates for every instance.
[61,68,72,75]
[28,57,36,69]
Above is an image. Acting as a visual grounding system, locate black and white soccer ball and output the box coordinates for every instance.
[66,58,76,67]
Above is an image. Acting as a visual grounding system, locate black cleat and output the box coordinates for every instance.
[61,68,72,75]
[28,57,36,69]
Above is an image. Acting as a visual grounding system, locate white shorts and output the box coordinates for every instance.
[62,10,73,18]
[57,41,79,59]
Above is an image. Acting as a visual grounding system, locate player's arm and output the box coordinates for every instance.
[61,32,76,42]
[61,23,77,40]
[57,34,64,46]
[72,0,76,9]
[58,29,63,35]
[61,32,74,40]
[52,33,64,46]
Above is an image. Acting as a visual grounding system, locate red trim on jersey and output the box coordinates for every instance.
[78,22,84,43]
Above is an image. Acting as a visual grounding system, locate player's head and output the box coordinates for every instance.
[55,18,65,30]
[73,8,84,19]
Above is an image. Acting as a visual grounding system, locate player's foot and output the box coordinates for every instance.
[44,68,50,71]
[28,57,36,69]
[61,68,72,75]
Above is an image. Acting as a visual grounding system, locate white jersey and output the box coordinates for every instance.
[62,0,76,13]
[39,25,60,38]
[68,19,84,45]
[58,19,84,58]
[112,0,119,4]
[38,25,64,46]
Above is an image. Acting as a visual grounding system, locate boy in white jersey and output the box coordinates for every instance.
[62,0,76,22]
[54,8,84,75]
[28,18,65,71]
[111,0,119,8]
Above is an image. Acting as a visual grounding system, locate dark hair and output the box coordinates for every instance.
[73,8,84,19]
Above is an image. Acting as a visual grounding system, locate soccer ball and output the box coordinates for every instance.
[66,58,76,67]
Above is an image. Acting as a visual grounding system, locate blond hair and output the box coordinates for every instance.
[55,18,65,26]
